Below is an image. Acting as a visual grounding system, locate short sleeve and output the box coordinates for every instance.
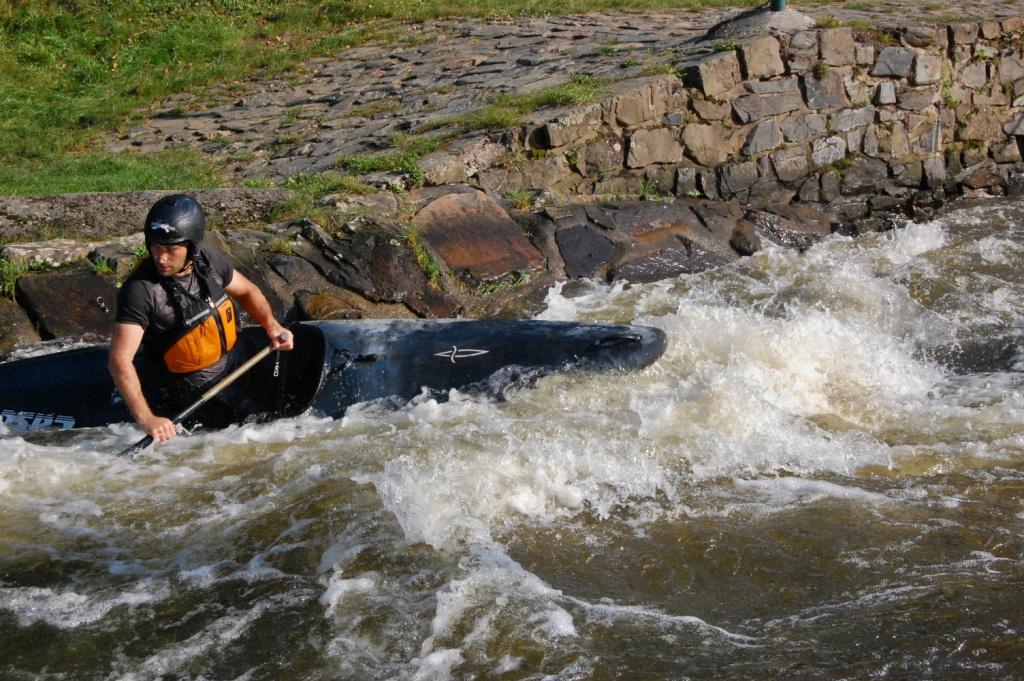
[115,279,152,328]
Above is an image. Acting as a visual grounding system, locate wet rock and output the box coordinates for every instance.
[0,298,40,359]
[610,240,729,282]
[556,224,616,278]
[729,219,761,256]
[412,190,543,286]
[15,264,119,341]
[841,158,890,194]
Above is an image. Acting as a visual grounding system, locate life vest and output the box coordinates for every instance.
[156,255,238,374]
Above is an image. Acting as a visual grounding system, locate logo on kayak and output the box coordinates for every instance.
[434,346,489,363]
[1,409,76,432]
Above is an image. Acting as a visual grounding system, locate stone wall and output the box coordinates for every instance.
[441,18,1024,222]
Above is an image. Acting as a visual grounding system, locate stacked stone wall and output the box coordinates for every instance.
[475,19,1024,221]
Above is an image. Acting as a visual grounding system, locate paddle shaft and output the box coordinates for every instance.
[119,336,283,457]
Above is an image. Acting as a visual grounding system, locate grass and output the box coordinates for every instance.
[416,74,607,136]
[273,171,377,229]
[337,151,426,186]
[405,228,441,286]
[0,0,766,196]
[0,257,48,298]
[263,236,296,256]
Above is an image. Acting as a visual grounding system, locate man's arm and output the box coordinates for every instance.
[224,270,294,351]
[108,322,178,442]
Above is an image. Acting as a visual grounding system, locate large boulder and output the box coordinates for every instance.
[15,264,120,341]
[412,190,544,286]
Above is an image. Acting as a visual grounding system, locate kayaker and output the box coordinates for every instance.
[108,194,294,443]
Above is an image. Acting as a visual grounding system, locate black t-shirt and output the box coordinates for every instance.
[116,244,235,387]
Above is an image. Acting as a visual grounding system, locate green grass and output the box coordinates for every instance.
[417,74,607,136]
[337,151,426,185]
[0,148,222,196]
[0,257,47,298]
[0,0,762,196]
[273,171,377,229]
[405,228,441,286]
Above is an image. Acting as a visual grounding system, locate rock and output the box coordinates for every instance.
[556,224,616,278]
[746,204,832,248]
[682,123,736,167]
[913,55,944,85]
[266,253,332,291]
[903,26,937,48]
[804,72,849,110]
[703,7,815,40]
[744,77,800,95]
[743,119,783,155]
[0,298,40,359]
[1004,113,1024,137]
[875,81,897,105]
[781,113,827,142]
[719,161,760,198]
[739,36,785,79]
[732,92,805,123]
[831,106,876,132]
[959,110,1010,140]
[627,128,684,168]
[960,61,989,89]
[15,264,119,341]
[2,239,106,268]
[999,53,1024,85]
[729,219,761,256]
[871,47,915,78]
[610,242,729,282]
[206,231,289,323]
[412,190,543,286]
[537,103,603,148]
[419,137,505,184]
[87,234,146,278]
[691,97,732,121]
[296,289,415,320]
[820,28,856,67]
[693,50,741,99]
[993,142,1023,163]
[949,22,980,45]
[812,136,847,167]
[771,145,811,182]
[897,86,938,111]
[841,158,889,194]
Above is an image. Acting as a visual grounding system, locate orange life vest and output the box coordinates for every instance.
[157,259,238,374]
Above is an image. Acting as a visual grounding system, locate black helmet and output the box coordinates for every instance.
[144,194,205,254]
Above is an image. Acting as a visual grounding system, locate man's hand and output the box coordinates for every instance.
[267,324,294,351]
[141,414,177,442]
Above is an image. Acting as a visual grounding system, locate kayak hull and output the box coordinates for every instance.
[0,319,667,434]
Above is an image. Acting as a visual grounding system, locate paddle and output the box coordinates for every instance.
[119,334,286,457]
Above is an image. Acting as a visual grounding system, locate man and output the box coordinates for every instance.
[109,194,294,443]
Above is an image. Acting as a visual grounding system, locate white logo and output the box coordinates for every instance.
[149,221,176,234]
[1,409,76,432]
[434,346,489,363]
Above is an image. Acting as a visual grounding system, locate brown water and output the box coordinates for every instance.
[2,199,1023,680]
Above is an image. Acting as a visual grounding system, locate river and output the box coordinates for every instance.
[2,198,1023,680]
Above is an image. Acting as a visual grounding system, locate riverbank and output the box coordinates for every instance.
[2,5,1024,357]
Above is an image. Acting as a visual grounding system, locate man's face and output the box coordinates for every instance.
[150,243,190,277]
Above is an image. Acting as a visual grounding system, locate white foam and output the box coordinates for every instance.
[410,649,463,681]
[320,568,377,616]
[0,581,168,629]
[733,477,892,506]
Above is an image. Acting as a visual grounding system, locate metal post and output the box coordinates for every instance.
[770,0,785,10]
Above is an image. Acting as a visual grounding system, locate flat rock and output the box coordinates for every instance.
[15,264,119,341]
[412,190,543,286]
